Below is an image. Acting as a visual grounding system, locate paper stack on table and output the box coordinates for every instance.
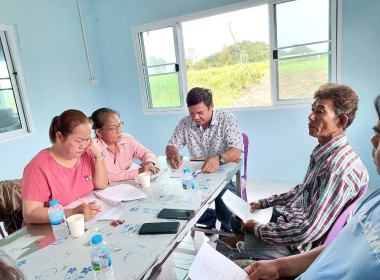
[65,184,146,228]
[170,161,204,178]
[189,242,248,280]
[94,183,147,205]
[221,189,272,223]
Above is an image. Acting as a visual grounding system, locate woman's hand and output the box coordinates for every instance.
[76,201,102,222]
[86,138,102,158]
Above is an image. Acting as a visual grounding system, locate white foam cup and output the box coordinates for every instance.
[135,172,151,188]
[67,214,85,237]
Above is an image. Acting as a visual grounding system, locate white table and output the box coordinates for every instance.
[0,157,242,279]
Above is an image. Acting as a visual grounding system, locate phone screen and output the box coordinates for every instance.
[157,208,195,220]
[138,222,180,235]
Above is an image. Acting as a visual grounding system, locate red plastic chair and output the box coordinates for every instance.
[241,133,249,201]
[323,184,368,244]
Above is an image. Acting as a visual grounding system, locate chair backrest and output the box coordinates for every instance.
[242,133,249,180]
[0,179,23,234]
[323,184,368,244]
[241,133,249,201]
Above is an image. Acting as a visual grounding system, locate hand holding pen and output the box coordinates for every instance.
[77,198,102,222]
[139,163,160,174]
[170,154,183,169]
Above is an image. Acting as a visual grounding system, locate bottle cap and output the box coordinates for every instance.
[49,200,58,206]
[183,168,190,173]
[91,234,103,245]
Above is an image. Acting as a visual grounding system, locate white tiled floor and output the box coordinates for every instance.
[150,179,377,279]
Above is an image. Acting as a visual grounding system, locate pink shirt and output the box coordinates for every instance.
[95,133,156,183]
[21,149,95,207]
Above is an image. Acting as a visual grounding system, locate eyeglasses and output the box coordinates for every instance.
[99,122,124,133]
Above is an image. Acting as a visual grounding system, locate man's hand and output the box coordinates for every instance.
[166,146,182,169]
[201,156,219,173]
[243,219,257,234]
[250,200,262,212]
[244,260,280,280]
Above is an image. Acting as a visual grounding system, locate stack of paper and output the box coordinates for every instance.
[189,242,248,280]
[221,189,272,223]
[94,183,147,205]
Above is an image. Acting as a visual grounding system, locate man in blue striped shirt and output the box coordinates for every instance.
[223,83,369,260]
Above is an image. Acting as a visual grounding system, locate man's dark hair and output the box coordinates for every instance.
[375,95,380,118]
[314,83,358,129]
[186,87,213,108]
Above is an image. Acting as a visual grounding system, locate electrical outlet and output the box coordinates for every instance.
[89,78,98,86]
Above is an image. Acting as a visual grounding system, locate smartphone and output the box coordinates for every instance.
[138,222,180,235]
[157,208,195,220]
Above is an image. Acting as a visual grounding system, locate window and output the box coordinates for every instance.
[0,25,32,141]
[133,0,338,114]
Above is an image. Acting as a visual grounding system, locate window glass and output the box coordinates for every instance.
[139,27,181,108]
[133,0,337,113]
[278,54,330,100]
[182,5,271,108]
[274,0,332,101]
[0,38,22,133]
[276,0,330,48]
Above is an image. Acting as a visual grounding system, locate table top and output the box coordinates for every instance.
[0,157,242,280]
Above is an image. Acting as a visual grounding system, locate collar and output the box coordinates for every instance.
[312,132,347,162]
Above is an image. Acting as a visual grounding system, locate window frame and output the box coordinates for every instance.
[0,24,33,142]
[132,0,340,115]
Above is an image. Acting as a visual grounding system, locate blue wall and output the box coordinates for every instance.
[0,0,379,188]
[0,0,107,179]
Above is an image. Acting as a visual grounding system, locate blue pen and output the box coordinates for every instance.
[140,163,155,173]
[174,155,183,165]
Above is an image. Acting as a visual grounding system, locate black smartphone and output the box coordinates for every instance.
[157,208,195,220]
[138,222,180,235]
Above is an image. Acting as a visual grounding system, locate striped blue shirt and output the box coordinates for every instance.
[255,133,369,253]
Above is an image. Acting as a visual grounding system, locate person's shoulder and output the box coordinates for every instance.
[214,110,238,124]
[28,149,50,164]
[177,115,192,126]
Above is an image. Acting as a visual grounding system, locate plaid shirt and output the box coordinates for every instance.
[254,133,369,253]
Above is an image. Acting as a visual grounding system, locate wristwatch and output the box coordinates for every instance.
[218,155,226,165]
[94,151,105,161]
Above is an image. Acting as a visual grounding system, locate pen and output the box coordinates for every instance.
[140,163,155,173]
[77,198,102,212]
[192,169,202,176]
[174,155,183,165]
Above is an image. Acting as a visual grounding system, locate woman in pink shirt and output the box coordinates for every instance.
[21,109,109,223]
[90,108,159,183]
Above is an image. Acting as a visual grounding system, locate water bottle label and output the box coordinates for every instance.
[49,211,65,225]
[92,252,112,271]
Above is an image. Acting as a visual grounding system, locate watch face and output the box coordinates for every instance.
[219,155,225,165]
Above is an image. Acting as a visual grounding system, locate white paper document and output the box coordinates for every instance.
[64,192,125,228]
[222,189,272,223]
[170,161,204,178]
[150,168,167,180]
[94,183,147,205]
[188,242,248,280]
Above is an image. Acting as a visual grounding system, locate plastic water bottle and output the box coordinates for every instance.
[48,199,69,240]
[90,235,114,280]
[182,168,195,202]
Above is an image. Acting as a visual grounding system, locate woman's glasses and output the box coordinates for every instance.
[99,122,124,134]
